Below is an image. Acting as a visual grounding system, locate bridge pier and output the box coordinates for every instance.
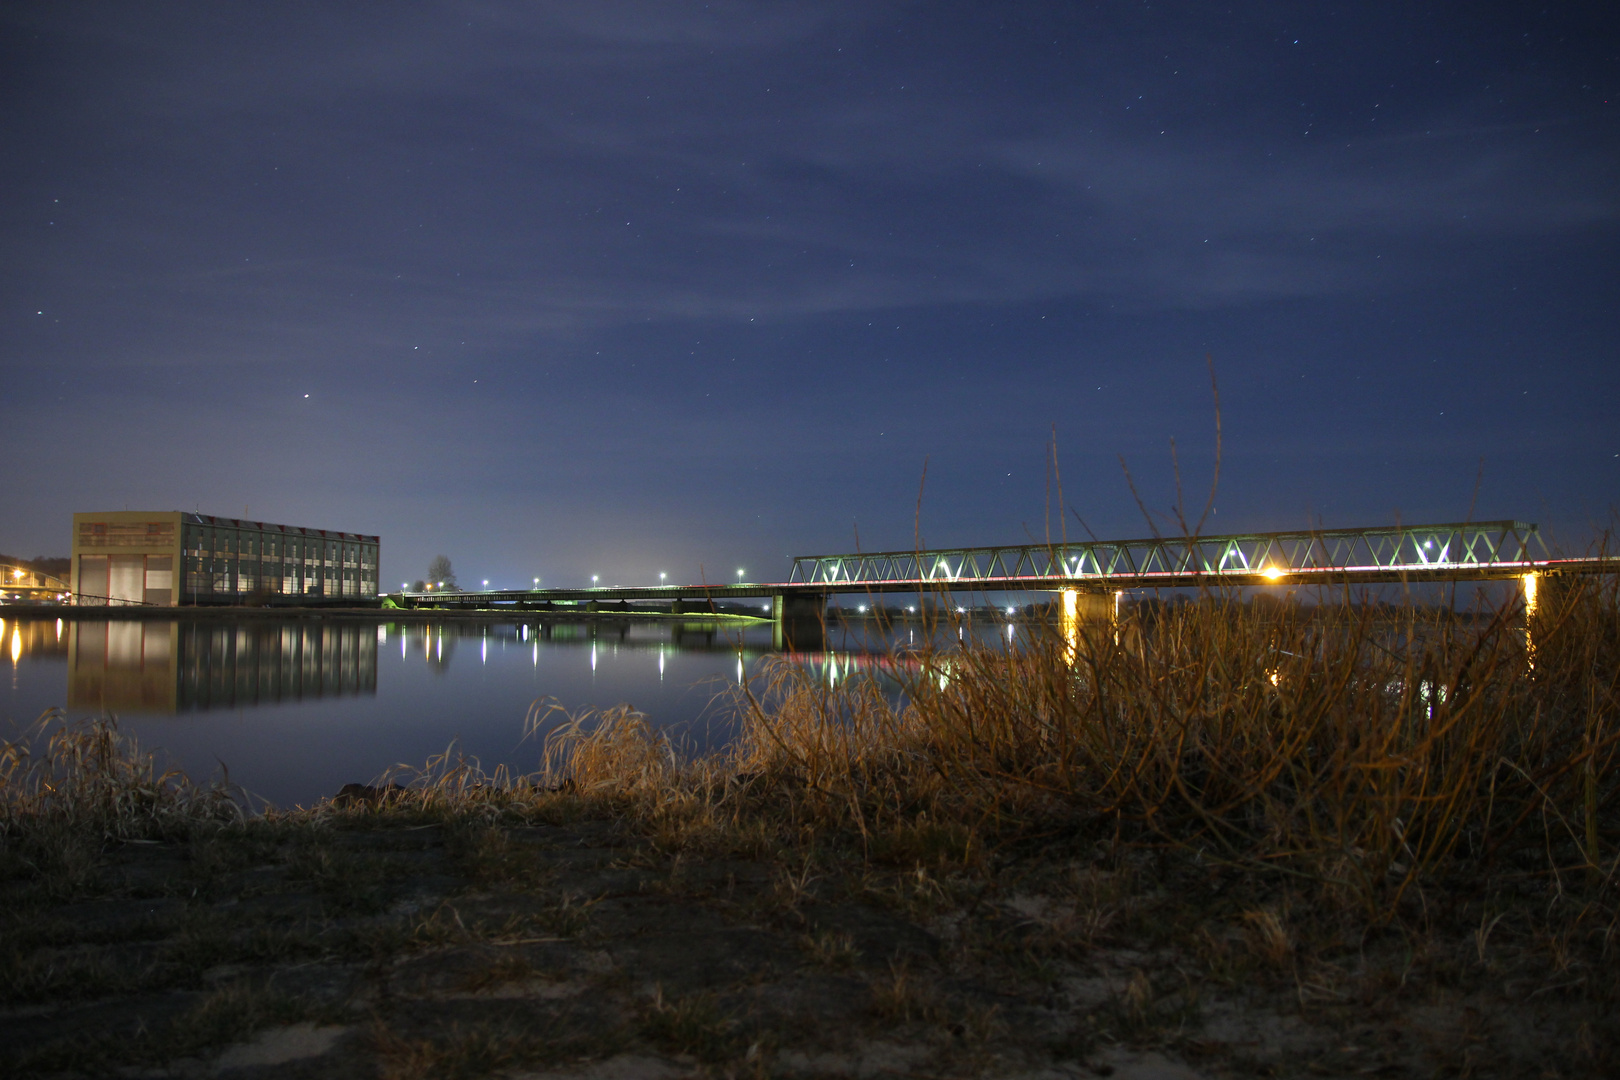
[1060,588,1120,655]
[772,593,825,650]
[1061,588,1118,624]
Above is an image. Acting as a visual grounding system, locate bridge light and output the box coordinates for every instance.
[592,575,599,585]
[1262,566,1285,581]
[659,572,666,583]
[482,580,489,588]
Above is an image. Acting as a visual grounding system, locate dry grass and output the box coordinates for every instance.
[4,579,1615,933]
[0,709,242,840]
[708,572,1620,929]
[217,568,1617,959]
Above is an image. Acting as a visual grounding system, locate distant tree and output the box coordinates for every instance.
[427,555,456,589]
[29,556,71,580]
[411,579,426,592]
[0,554,70,582]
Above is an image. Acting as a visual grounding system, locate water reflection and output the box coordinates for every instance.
[18,614,992,719]
[67,620,378,713]
[3,613,1022,807]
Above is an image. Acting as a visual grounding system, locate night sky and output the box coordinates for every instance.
[3,3,1616,590]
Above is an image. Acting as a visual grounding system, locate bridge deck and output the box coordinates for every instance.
[398,520,1618,608]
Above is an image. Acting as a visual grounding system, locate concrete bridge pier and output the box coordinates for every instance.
[1062,588,1118,624]
[1061,588,1122,653]
[772,593,825,650]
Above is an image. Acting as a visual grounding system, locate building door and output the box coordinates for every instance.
[109,555,144,605]
[78,555,108,605]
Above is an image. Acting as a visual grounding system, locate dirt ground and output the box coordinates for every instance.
[2,805,1614,1079]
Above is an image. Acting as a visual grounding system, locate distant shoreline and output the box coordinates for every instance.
[0,603,772,624]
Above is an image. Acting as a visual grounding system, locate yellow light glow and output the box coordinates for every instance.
[1060,589,1079,662]
[10,629,20,664]
[1522,573,1538,617]
[1262,566,1285,581]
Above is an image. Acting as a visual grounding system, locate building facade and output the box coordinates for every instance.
[71,511,379,606]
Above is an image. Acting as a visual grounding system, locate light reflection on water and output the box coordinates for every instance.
[0,615,951,810]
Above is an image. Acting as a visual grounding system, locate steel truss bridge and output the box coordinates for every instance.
[397,521,1617,611]
[786,520,1614,593]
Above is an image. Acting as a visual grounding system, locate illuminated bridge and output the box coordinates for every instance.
[398,520,1617,615]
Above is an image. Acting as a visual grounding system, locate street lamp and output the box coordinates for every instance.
[533,577,540,588]
[592,575,599,585]
[659,572,666,583]
[482,579,489,589]
[736,569,745,583]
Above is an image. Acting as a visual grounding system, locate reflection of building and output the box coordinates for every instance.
[71,512,379,606]
[67,620,378,713]
[0,563,71,603]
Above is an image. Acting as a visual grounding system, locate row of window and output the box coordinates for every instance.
[182,557,378,598]
[181,528,376,567]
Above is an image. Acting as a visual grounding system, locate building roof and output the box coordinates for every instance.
[178,513,378,543]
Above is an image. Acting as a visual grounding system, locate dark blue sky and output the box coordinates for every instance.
[3,2,1616,588]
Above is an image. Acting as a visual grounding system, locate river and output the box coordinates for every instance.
[0,613,951,809]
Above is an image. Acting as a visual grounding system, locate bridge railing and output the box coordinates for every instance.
[787,520,1549,587]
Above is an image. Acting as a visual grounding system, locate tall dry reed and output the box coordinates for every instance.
[718,574,1618,916]
[0,710,242,841]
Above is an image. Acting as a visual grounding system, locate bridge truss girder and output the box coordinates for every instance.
[788,520,1560,591]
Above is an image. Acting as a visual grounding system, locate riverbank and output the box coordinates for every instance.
[3,584,1616,1078]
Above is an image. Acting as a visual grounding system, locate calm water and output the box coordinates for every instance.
[0,614,931,809]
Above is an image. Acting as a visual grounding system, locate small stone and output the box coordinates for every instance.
[215,1023,349,1069]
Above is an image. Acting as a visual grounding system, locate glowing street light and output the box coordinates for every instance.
[1262,566,1285,582]
[659,572,667,583]
[591,575,599,585]
[482,579,489,589]
[736,569,745,583]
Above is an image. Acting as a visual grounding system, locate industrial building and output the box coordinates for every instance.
[71,511,379,606]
